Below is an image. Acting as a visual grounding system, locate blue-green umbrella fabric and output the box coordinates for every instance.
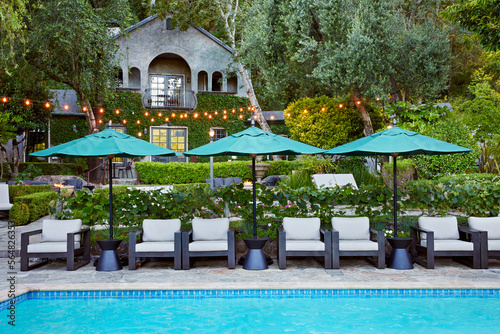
[30,128,181,158]
[183,126,324,157]
[323,125,471,238]
[323,126,471,156]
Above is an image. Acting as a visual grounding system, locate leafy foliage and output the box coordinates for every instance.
[11,191,57,222]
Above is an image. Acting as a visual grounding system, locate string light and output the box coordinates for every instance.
[136,120,141,124]
[138,132,142,137]
[98,119,103,124]
[339,104,343,108]
[232,109,235,113]
[223,110,227,114]
[25,99,31,106]
[165,117,169,122]
[115,109,120,115]
[356,101,361,105]
[204,112,208,116]
[82,106,87,112]
[45,102,51,108]
[99,108,104,113]
[376,97,380,101]
[1,97,7,103]
[223,115,227,120]
[214,111,218,115]
[63,104,69,110]
[171,113,176,118]
[180,114,184,119]
[145,111,149,116]
[208,115,212,119]
[194,113,199,118]
[122,119,127,124]
[150,118,155,122]
[303,109,307,113]
[239,114,243,119]
[287,113,291,117]
[321,107,326,112]
[158,112,162,117]
[240,108,243,112]
[270,115,274,120]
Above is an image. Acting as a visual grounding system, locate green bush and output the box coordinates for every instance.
[9,184,52,203]
[9,203,30,226]
[437,173,500,183]
[3,162,79,177]
[13,191,57,222]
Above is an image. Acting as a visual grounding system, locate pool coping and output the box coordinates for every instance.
[3,281,500,303]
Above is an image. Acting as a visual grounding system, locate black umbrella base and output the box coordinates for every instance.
[242,238,270,270]
[96,239,123,271]
[387,237,413,270]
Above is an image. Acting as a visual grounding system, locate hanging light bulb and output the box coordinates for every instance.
[145,111,149,116]
[239,114,243,119]
[339,104,343,108]
[25,99,31,106]
[122,119,127,124]
[303,109,308,113]
[136,120,141,124]
[63,105,70,110]
[321,107,326,112]
[204,112,208,116]
[98,119,103,124]
[151,118,155,122]
[208,115,212,119]
[99,108,104,113]
[223,115,227,120]
[138,132,142,137]
[194,113,199,118]
[82,106,87,112]
[115,109,120,115]
[45,102,51,108]
[232,109,235,113]
[223,110,227,114]
[214,111,218,115]
[1,97,7,103]
[171,113,176,118]
[158,112,162,117]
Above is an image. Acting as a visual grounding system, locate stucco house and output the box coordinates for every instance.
[113,14,246,110]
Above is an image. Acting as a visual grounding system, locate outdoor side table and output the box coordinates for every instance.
[387,237,413,270]
[96,239,123,271]
[243,238,269,270]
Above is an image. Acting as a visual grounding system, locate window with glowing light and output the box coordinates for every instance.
[150,126,187,163]
[211,127,227,141]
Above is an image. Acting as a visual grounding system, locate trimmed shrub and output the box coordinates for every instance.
[4,162,79,176]
[14,191,58,222]
[9,203,30,226]
[9,184,52,203]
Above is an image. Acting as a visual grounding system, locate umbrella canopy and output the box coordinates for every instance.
[183,125,324,239]
[183,126,324,157]
[30,128,181,158]
[30,129,179,240]
[324,125,471,235]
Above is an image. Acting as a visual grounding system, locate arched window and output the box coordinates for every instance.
[116,68,123,88]
[227,73,238,93]
[198,71,208,91]
[212,71,223,92]
[129,67,141,88]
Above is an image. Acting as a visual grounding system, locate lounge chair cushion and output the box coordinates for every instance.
[28,242,80,253]
[312,174,337,188]
[283,217,321,240]
[468,217,500,240]
[0,184,13,210]
[188,240,228,252]
[136,242,175,252]
[41,219,82,243]
[285,240,325,252]
[339,240,379,251]
[420,239,474,251]
[418,217,459,240]
[331,217,370,240]
[488,240,500,251]
[142,219,181,242]
[192,218,229,241]
[333,174,358,190]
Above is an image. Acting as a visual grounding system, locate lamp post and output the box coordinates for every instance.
[209,128,215,189]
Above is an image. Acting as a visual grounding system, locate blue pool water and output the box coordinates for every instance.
[1,290,499,333]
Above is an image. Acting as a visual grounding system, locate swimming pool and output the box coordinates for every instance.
[1,289,499,333]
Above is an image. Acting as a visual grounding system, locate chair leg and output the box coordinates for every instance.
[278,231,286,269]
[182,232,190,270]
[20,253,29,271]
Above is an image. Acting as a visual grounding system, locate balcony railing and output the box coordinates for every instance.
[143,88,198,110]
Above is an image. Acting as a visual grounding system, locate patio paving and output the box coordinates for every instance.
[2,217,500,302]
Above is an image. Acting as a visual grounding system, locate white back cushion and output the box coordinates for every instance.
[331,217,370,240]
[283,217,321,240]
[312,174,337,188]
[42,219,82,242]
[142,219,181,242]
[418,217,459,240]
[0,184,10,204]
[468,217,500,240]
[334,174,358,190]
[192,218,229,241]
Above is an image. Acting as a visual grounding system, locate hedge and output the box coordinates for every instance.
[3,162,79,177]
[9,184,52,203]
[135,160,297,184]
[10,191,57,223]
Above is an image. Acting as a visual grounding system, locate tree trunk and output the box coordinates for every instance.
[352,88,374,136]
[237,63,272,132]
[389,75,402,103]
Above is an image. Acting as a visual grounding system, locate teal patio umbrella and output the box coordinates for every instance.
[323,122,471,235]
[30,129,179,270]
[183,124,324,269]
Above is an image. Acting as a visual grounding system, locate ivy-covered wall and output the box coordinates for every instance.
[50,91,290,163]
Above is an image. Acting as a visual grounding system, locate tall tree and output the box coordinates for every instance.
[154,0,272,132]
[241,0,451,136]
[442,0,500,51]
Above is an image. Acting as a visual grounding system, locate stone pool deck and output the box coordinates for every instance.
[2,218,500,302]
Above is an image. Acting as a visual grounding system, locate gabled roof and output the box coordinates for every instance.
[112,14,233,53]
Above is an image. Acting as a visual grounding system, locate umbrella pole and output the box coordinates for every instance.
[393,154,398,236]
[252,156,257,238]
[109,157,113,240]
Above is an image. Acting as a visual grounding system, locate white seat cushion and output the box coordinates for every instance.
[487,240,500,251]
[189,240,228,252]
[28,242,80,253]
[339,240,379,251]
[418,217,459,240]
[334,174,358,190]
[136,242,175,253]
[0,203,13,210]
[331,217,370,240]
[468,217,500,240]
[0,184,12,208]
[41,219,82,243]
[421,239,474,251]
[285,240,325,252]
[142,219,181,242]
[283,217,321,240]
[312,174,337,188]
[192,218,229,241]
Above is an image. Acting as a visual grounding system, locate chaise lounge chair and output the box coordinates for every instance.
[128,219,182,270]
[312,174,358,190]
[182,218,235,269]
[468,217,500,269]
[20,219,90,271]
[410,216,481,269]
[331,217,385,269]
[277,217,332,269]
[0,184,13,213]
